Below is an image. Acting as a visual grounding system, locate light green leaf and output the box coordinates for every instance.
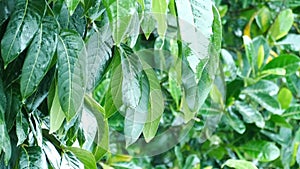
[21,16,58,99]
[222,159,258,169]
[1,0,45,66]
[235,101,265,128]
[212,4,222,54]
[263,54,300,76]
[83,95,109,161]
[104,0,139,45]
[143,66,164,142]
[140,0,156,39]
[243,36,257,74]
[243,80,279,95]
[65,0,80,15]
[65,147,97,169]
[268,9,294,40]
[19,146,47,169]
[152,0,167,37]
[16,111,29,145]
[278,87,293,109]
[239,141,280,162]
[86,26,113,92]
[255,7,272,33]
[0,79,11,165]
[49,84,66,134]
[247,93,282,115]
[57,30,86,121]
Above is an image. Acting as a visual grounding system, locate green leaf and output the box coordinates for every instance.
[225,109,246,134]
[222,159,258,169]
[140,0,156,39]
[43,141,61,169]
[86,26,113,92]
[65,0,80,15]
[247,93,282,115]
[277,34,300,51]
[143,65,164,142]
[49,84,66,134]
[263,54,300,76]
[61,151,84,169]
[270,114,292,128]
[19,146,47,169]
[183,154,200,169]
[1,0,45,66]
[16,111,29,145]
[212,4,222,54]
[242,80,279,95]
[83,95,109,161]
[57,30,86,121]
[152,0,167,37]
[104,0,139,45]
[239,141,280,162]
[0,0,15,27]
[282,105,300,120]
[0,79,11,165]
[255,7,272,33]
[268,9,294,40]
[65,147,97,169]
[20,16,58,99]
[277,87,293,109]
[235,101,265,128]
[243,36,257,74]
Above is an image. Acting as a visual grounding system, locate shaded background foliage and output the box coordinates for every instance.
[0,0,300,169]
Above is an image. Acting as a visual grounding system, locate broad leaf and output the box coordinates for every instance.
[57,30,86,121]
[21,16,58,99]
[86,26,113,92]
[268,9,294,40]
[61,151,84,169]
[1,0,45,66]
[235,101,265,128]
[225,108,246,134]
[222,159,258,169]
[255,7,272,33]
[43,141,61,169]
[19,146,47,169]
[65,0,80,15]
[239,141,280,162]
[242,80,279,95]
[140,0,156,39]
[282,105,300,120]
[277,87,293,109]
[65,147,97,169]
[247,93,282,115]
[263,54,300,76]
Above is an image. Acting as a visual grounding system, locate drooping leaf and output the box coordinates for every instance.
[152,0,167,37]
[140,0,156,39]
[49,84,66,134]
[16,111,29,145]
[1,0,45,66]
[239,141,280,162]
[0,79,11,165]
[57,30,86,121]
[65,147,97,169]
[20,16,58,99]
[143,65,164,142]
[83,95,109,161]
[235,101,265,128]
[268,9,294,40]
[222,159,258,169]
[19,146,48,169]
[104,0,139,45]
[86,25,113,92]
[65,0,80,15]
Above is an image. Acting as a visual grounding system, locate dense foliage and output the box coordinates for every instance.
[0,0,299,169]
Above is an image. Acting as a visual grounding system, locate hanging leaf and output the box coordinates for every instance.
[86,25,113,92]
[57,30,86,121]
[1,0,45,66]
[140,0,156,39]
[19,146,48,169]
[43,141,61,169]
[20,16,58,99]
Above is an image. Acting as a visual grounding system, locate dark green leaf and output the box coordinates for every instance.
[0,0,15,27]
[270,115,292,128]
[57,30,86,121]
[20,16,58,99]
[1,0,45,66]
[16,111,29,145]
[19,146,47,169]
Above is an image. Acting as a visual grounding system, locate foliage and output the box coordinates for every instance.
[0,0,300,169]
